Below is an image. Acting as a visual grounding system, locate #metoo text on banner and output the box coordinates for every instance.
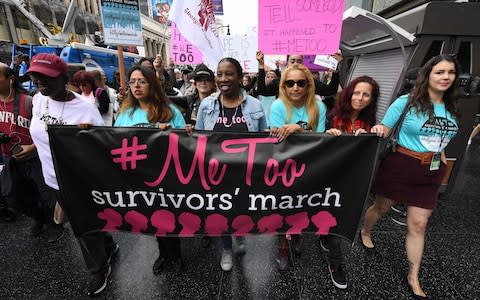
[48,127,380,242]
[258,0,345,55]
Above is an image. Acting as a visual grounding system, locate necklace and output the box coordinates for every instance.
[220,94,241,128]
[43,97,66,131]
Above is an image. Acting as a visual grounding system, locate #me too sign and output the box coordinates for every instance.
[49,127,379,242]
[259,0,345,55]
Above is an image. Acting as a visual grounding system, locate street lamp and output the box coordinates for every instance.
[217,24,230,35]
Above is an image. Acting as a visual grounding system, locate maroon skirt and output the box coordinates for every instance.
[371,151,447,209]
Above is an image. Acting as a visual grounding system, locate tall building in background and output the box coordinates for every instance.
[0,0,170,63]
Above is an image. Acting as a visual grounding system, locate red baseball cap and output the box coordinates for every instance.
[27,53,68,77]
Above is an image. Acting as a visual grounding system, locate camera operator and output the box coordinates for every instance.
[11,54,31,84]
[0,62,63,242]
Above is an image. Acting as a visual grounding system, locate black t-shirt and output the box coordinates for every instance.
[213,100,248,132]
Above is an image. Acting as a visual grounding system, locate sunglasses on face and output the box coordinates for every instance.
[285,79,307,88]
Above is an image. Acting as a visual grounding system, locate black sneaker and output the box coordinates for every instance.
[30,221,45,237]
[319,236,329,252]
[328,263,347,289]
[47,223,64,243]
[87,266,111,296]
[107,244,119,264]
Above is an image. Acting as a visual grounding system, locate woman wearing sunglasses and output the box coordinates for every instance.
[269,64,327,271]
[322,76,380,289]
[114,65,186,274]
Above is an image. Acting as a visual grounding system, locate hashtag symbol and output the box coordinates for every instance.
[110,136,147,171]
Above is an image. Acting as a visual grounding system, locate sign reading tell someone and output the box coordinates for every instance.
[258,0,345,55]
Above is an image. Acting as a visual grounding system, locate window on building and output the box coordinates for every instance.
[421,40,444,66]
[12,8,31,30]
[33,4,52,25]
[456,41,471,74]
[87,21,98,34]
[55,10,66,26]
[75,19,86,35]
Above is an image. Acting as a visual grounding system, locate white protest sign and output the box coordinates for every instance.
[221,35,258,73]
[314,55,338,70]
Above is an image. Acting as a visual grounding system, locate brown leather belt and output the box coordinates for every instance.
[396,146,434,165]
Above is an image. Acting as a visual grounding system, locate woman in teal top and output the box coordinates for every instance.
[268,64,327,271]
[361,55,460,299]
[269,64,326,141]
[114,65,186,275]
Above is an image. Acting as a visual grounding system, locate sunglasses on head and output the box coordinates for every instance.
[285,79,307,88]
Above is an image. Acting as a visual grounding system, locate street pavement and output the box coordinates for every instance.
[1,137,479,299]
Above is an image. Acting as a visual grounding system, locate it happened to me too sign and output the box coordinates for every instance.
[259,0,345,54]
[49,127,379,242]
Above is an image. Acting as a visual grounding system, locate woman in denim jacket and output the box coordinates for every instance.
[194,57,267,272]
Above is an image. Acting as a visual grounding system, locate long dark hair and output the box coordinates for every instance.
[409,54,460,119]
[120,65,172,123]
[330,76,379,129]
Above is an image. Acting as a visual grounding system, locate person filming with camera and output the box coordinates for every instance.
[0,62,64,242]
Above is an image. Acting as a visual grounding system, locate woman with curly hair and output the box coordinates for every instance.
[323,75,380,289]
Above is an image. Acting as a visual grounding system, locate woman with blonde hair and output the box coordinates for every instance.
[269,63,327,270]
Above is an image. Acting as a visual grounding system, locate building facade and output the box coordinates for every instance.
[0,0,169,63]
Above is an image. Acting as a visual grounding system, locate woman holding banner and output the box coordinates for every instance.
[323,75,380,289]
[269,64,327,271]
[114,65,186,275]
[194,57,268,272]
[362,54,460,299]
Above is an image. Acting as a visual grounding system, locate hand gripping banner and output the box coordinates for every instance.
[48,127,380,242]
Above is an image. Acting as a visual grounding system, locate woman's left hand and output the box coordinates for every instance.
[78,123,93,130]
[270,124,302,142]
[158,123,171,130]
[326,128,342,136]
[354,128,367,136]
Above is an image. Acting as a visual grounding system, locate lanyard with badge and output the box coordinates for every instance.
[430,107,448,171]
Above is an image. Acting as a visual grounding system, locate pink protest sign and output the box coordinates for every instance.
[170,23,203,64]
[258,0,345,55]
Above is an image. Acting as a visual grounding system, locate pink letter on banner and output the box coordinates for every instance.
[170,23,203,64]
[258,0,345,55]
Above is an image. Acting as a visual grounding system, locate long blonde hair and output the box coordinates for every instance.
[278,64,319,130]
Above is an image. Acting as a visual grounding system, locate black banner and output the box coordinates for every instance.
[48,127,380,242]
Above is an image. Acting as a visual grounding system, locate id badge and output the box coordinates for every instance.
[430,152,441,171]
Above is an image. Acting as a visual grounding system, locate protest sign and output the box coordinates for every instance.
[100,0,143,46]
[221,35,258,72]
[170,23,203,64]
[314,55,339,69]
[258,0,345,55]
[49,127,379,242]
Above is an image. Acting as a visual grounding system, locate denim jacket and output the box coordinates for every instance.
[195,89,267,132]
